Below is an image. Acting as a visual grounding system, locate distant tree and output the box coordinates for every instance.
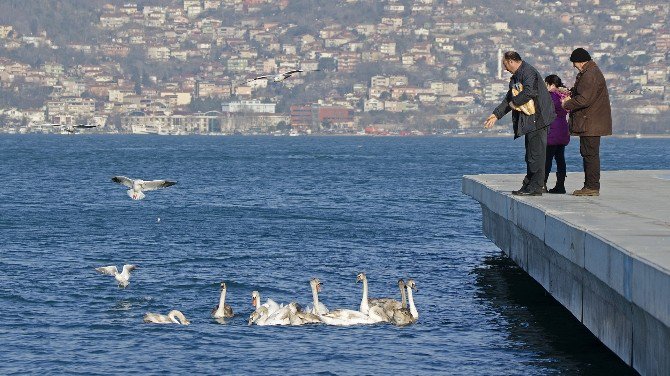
[318,57,337,72]
[0,85,53,109]
[189,97,222,113]
[635,54,651,66]
[0,114,9,128]
[276,120,291,131]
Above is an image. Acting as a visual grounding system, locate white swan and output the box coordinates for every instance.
[248,303,296,326]
[310,278,377,326]
[287,302,321,325]
[251,290,282,316]
[143,310,190,325]
[405,278,419,320]
[305,278,329,315]
[249,283,322,326]
[388,279,416,326]
[111,176,176,200]
[211,281,234,319]
[248,306,270,325]
[95,264,137,288]
[356,273,402,314]
[355,273,393,322]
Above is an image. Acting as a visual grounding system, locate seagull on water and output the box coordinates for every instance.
[246,69,319,84]
[95,264,138,288]
[111,176,176,200]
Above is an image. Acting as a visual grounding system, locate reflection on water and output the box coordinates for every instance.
[473,254,637,376]
[112,296,154,311]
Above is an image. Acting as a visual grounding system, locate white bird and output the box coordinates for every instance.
[143,310,190,325]
[251,290,282,316]
[111,176,177,200]
[357,273,402,311]
[287,302,321,325]
[309,278,377,326]
[248,306,269,325]
[356,273,395,323]
[245,69,319,84]
[388,279,416,326]
[95,264,137,288]
[212,281,234,319]
[405,278,419,320]
[305,277,329,315]
[52,123,97,134]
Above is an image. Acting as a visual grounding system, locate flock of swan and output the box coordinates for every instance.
[100,174,418,327]
[95,266,418,327]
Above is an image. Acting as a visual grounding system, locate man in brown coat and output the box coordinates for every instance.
[562,48,612,196]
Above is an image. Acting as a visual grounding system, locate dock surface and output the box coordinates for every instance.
[463,170,670,376]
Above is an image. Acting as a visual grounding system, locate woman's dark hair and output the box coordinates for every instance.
[544,74,564,88]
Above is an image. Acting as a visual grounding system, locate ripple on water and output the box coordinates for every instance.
[0,135,648,375]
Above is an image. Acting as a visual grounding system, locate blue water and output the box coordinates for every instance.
[2,135,665,375]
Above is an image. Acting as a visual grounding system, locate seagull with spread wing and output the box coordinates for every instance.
[246,69,319,84]
[52,124,97,134]
[111,176,177,200]
[95,264,138,288]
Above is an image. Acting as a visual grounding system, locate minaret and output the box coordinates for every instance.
[497,47,502,80]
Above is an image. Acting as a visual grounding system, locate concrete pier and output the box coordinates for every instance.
[463,170,670,376]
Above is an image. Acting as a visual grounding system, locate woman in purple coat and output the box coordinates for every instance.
[544,75,570,193]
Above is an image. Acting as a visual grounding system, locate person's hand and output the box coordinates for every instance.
[561,96,571,108]
[484,114,497,129]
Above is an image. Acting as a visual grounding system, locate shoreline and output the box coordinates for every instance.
[0,132,669,138]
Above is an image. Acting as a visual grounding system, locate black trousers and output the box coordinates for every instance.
[522,127,547,192]
[579,136,601,190]
[545,145,566,181]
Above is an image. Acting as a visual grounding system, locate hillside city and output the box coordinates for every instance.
[0,0,668,135]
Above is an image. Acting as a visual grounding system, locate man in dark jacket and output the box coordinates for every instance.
[562,48,612,196]
[485,51,556,196]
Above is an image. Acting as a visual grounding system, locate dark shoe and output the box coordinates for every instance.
[513,188,542,196]
[548,185,566,194]
[572,187,599,196]
[542,184,548,193]
[549,173,566,194]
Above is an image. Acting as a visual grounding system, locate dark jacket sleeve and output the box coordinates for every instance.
[511,68,537,107]
[564,71,596,111]
[493,89,512,119]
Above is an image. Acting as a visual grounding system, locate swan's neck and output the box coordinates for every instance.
[168,312,179,324]
[311,285,319,313]
[255,293,261,310]
[216,289,227,315]
[360,279,370,313]
[400,284,407,309]
[173,311,187,324]
[406,286,418,319]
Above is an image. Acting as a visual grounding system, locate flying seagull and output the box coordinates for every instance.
[95,264,138,288]
[111,176,177,200]
[52,124,97,134]
[246,69,319,84]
